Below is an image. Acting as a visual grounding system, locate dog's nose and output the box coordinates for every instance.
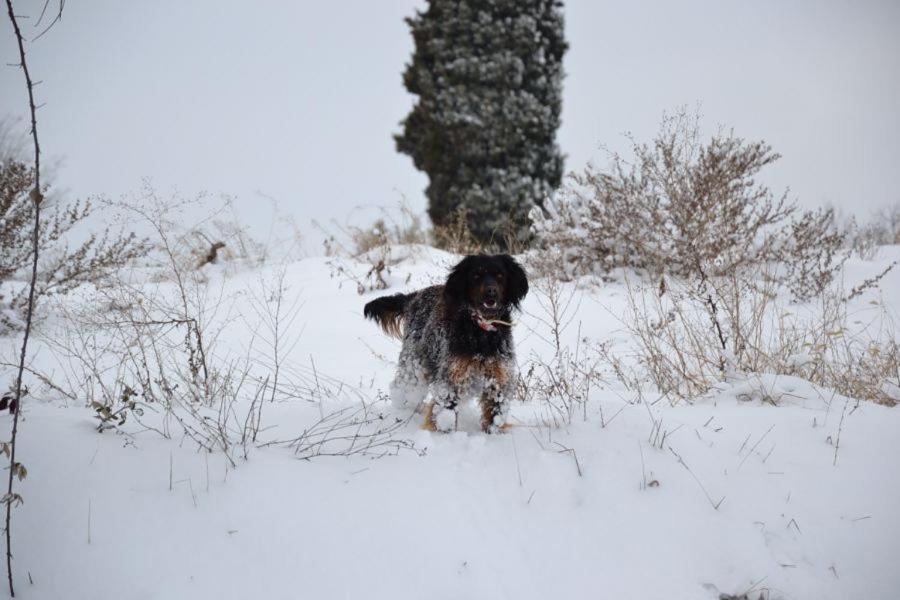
[485,286,499,299]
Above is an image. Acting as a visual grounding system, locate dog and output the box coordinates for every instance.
[363,254,528,433]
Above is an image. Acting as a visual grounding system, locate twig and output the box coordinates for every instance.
[741,575,768,597]
[31,0,63,41]
[693,258,728,372]
[0,361,76,403]
[668,445,724,510]
[638,440,647,490]
[833,399,848,467]
[553,442,583,477]
[510,433,523,486]
[737,424,775,471]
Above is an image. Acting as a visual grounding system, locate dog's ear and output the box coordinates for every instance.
[444,255,475,309]
[500,254,528,309]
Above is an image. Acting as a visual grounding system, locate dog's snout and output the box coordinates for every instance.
[484,284,499,299]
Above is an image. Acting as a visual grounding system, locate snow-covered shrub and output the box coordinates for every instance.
[527,183,604,278]
[530,110,847,300]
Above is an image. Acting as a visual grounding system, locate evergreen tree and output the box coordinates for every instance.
[396,0,567,247]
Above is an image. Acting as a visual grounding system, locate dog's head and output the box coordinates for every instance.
[444,254,528,319]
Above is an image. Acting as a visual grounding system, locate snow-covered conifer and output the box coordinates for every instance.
[396,0,567,247]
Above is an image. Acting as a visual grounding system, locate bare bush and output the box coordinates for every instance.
[314,201,430,294]
[44,253,248,459]
[0,117,28,165]
[778,207,847,301]
[431,206,484,255]
[103,182,279,278]
[26,190,417,464]
[261,394,419,459]
[530,109,846,300]
[0,161,148,331]
[844,204,900,259]
[352,210,427,257]
[516,277,611,426]
[318,201,428,258]
[618,265,899,406]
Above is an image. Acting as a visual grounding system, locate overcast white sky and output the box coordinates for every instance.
[2,1,899,243]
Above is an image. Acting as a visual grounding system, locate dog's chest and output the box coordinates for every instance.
[448,355,510,392]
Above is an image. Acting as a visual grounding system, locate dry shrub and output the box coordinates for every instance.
[431,205,529,255]
[530,109,846,301]
[0,160,149,331]
[431,206,483,255]
[778,207,847,302]
[106,182,281,277]
[0,117,28,165]
[30,192,417,463]
[315,201,430,294]
[318,201,428,258]
[516,276,612,427]
[99,181,307,284]
[320,197,524,272]
[845,204,900,259]
[620,265,899,406]
[320,239,398,296]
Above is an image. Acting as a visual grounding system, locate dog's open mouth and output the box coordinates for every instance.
[482,299,498,310]
[472,306,514,332]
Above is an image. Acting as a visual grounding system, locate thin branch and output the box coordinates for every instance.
[4,0,49,596]
[31,0,63,42]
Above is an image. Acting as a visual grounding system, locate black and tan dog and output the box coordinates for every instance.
[364,254,528,432]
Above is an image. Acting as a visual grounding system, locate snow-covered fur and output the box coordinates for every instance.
[363,255,528,432]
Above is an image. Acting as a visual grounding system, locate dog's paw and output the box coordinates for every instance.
[483,422,514,434]
[421,407,437,431]
[433,406,457,432]
[421,403,456,432]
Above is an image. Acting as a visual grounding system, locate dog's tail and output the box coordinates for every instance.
[363,292,412,339]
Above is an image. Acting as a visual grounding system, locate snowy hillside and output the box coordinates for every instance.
[4,245,900,600]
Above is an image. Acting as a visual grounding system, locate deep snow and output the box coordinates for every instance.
[4,245,900,600]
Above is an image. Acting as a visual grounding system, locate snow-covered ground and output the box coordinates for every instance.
[5,245,900,600]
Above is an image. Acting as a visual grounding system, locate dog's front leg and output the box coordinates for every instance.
[390,353,428,411]
[428,383,460,432]
[479,379,512,433]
